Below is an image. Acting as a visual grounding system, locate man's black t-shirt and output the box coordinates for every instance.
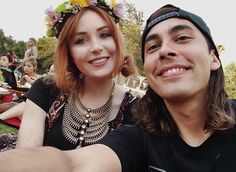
[102,124,236,172]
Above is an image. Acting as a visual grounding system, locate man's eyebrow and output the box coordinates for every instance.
[145,34,159,44]
[169,24,194,34]
[145,24,194,44]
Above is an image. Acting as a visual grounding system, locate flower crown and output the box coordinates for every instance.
[44,0,124,38]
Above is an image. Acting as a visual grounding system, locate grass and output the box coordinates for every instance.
[0,123,18,135]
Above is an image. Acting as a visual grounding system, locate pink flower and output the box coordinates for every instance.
[88,0,97,4]
[45,7,59,26]
[113,2,124,17]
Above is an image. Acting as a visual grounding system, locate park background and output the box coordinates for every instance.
[0,0,235,98]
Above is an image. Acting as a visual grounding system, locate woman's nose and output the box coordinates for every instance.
[90,39,103,53]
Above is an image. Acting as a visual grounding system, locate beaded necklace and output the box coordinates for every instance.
[62,83,115,148]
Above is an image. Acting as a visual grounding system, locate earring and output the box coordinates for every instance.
[79,73,84,79]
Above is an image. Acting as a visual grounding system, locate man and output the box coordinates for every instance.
[0,4,236,172]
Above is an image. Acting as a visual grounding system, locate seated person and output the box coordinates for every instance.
[18,57,38,89]
[0,54,17,89]
[0,58,39,127]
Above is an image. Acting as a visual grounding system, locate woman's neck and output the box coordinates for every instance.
[78,78,114,109]
[26,72,36,78]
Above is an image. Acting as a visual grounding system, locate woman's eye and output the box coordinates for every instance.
[75,38,86,45]
[100,32,112,39]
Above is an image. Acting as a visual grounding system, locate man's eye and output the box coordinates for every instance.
[147,44,159,52]
[176,35,191,42]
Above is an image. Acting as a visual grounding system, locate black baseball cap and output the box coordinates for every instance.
[141,4,219,62]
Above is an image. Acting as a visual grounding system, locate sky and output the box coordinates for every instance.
[0,0,235,66]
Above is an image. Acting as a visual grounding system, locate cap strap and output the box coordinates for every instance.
[147,11,179,29]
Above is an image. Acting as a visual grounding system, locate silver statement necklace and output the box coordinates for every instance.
[62,83,115,148]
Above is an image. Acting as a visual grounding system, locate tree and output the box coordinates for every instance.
[224,62,236,99]
[12,41,26,59]
[0,28,16,56]
[217,44,225,54]
[36,37,57,74]
[120,2,144,75]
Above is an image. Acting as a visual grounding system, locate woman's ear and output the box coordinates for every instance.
[210,50,221,71]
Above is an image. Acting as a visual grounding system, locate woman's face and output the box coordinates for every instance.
[48,64,55,75]
[0,56,11,67]
[28,40,34,47]
[23,61,36,75]
[70,10,117,81]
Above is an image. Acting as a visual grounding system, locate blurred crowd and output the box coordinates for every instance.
[0,37,53,131]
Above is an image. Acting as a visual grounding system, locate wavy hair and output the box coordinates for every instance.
[54,6,134,93]
[27,37,37,49]
[132,6,235,137]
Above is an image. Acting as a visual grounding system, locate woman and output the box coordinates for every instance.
[16,0,137,150]
[47,64,54,76]
[0,57,38,129]
[24,37,38,59]
[18,57,38,89]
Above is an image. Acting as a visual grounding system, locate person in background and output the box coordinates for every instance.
[0,54,18,110]
[18,57,38,89]
[0,54,13,68]
[0,4,235,172]
[15,0,137,151]
[0,57,38,129]
[0,53,17,88]
[47,64,54,76]
[0,63,54,124]
[24,37,38,59]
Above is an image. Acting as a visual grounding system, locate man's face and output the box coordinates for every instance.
[143,18,220,102]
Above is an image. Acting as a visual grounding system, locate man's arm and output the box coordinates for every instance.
[66,144,121,172]
[0,145,121,172]
[0,147,71,172]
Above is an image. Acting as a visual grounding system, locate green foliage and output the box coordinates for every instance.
[224,62,236,99]
[120,2,144,75]
[217,44,225,54]
[0,123,18,135]
[37,37,57,74]
[37,37,57,59]
[0,28,16,56]
[12,41,26,59]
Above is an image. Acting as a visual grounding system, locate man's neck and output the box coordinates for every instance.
[165,95,212,146]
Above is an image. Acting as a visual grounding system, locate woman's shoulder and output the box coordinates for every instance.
[110,88,139,126]
[29,76,59,93]
[114,86,138,113]
[26,77,61,112]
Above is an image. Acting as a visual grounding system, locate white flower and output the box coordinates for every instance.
[104,0,112,8]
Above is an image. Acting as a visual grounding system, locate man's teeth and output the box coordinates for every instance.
[163,68,185,74]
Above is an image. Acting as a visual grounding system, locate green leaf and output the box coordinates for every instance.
[55,2,67,14]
